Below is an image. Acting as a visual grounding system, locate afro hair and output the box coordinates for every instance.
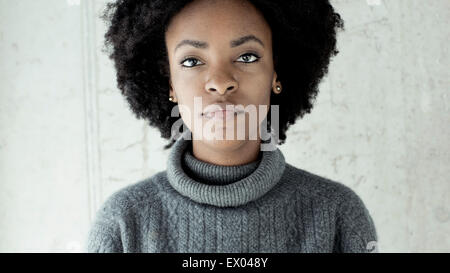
[100,0,345,149]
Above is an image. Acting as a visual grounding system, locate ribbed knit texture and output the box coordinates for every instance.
[86,135,379,253]
[182,141,261,185]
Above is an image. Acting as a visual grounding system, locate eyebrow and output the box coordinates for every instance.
[174,34,265,53]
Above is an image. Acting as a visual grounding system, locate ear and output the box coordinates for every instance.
[169,79,175,97]
[272,71,278,89]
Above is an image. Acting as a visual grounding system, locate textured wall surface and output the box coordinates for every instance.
[0,0,448,252]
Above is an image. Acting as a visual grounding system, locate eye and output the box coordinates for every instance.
[236,53,260,63]
[180,57,204,68]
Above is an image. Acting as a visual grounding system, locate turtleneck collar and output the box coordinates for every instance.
[166,132,286,208]
[182,140,261,185]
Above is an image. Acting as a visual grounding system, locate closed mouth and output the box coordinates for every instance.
[202,109,244,119]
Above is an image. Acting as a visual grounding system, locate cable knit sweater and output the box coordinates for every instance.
[86,134,379,253]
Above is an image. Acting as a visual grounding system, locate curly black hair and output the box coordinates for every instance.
[100,0,344,150]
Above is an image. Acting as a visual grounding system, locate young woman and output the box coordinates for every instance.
[87,0,378,253]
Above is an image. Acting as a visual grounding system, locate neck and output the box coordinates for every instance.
[192,138,262,166]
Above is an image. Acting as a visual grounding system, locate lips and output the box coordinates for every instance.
[202,102,244,117]
[204,109,236,119]
[201,103,245,121]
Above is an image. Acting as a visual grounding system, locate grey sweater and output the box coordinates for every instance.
[86,135,379,253]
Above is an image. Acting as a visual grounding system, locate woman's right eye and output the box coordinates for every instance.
[180,58,203,68]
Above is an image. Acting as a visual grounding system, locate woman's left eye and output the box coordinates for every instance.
[237,53,260,63]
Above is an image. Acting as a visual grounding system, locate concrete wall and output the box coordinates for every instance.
[0,0,448,252]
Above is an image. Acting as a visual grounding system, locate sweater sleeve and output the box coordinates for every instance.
[333,187,379,253]
[85,193,124,253]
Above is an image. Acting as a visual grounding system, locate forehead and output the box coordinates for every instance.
[165,0,272,48]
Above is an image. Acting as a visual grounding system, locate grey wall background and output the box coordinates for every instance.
[0,0,448,252]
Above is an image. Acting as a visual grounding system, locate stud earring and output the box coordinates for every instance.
[274,85,282,94]
[169,96,175,102]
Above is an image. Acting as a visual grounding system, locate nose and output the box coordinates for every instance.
[205,73,238,95]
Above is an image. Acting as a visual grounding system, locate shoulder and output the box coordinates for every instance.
[283,162,363,205]
[86,171,167,252]
[283,163,378,252]
[96,170,167,219]
[282,163,375,221]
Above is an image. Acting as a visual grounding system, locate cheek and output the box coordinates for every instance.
[242,73,272,105]
[251,73,273,121]
[171,75,203,102]
[172,90,203,132]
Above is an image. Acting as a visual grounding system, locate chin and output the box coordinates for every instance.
[202,137,249,152]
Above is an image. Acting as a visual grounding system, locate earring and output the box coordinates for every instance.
[274,85,282,94]
[169,96,175,102]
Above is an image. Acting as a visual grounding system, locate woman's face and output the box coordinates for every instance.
[165,0,277,148]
